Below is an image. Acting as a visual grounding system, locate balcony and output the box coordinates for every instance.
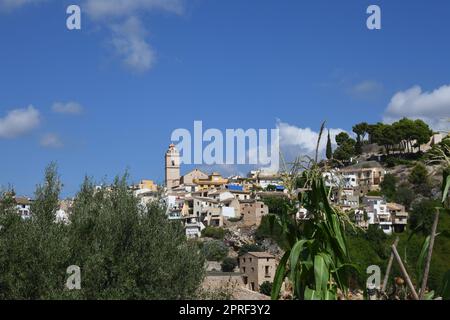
[394,218,407,225]
[395,212,408,217]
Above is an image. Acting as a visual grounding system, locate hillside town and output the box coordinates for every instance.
[6,122,448,299]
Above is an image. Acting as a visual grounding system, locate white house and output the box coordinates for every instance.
[363,196,393,235]
[15,197,32,220]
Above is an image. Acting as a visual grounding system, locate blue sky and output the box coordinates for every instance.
[1,0,450,197]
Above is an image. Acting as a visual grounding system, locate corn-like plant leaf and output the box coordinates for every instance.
[424,290,435,300]
[271,250,290,300]
[290,239,312,278]
[330,214,348,257]
[304,286,321,300]
[439,269,450,300]
[324,289,337,300]
[314,254,329,293]
[417,236,430,283]
[442,175,450,204]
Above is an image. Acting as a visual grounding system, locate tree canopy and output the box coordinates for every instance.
[0,164,205,300]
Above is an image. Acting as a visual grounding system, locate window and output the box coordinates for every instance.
[261,204,264,208]
[251,267,255,272]
[243,267,246,273]
[265,266,270,277]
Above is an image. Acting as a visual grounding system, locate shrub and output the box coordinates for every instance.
[366,190,382,197]
[380,174,397,202]
[259,281,273,296]
[201,240,228,261]
[202,226,225,239]
[0,164,206,299]
[410,199,441,235]
[395,184,415,209]
[221,257,238,272]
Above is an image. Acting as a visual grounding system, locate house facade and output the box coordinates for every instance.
[239,252,276,292]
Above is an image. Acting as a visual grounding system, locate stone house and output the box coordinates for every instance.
[239,252,276,292]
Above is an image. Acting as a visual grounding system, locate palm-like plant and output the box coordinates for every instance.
[270,123,355,300]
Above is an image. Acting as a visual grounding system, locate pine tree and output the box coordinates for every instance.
[326,130,333,160]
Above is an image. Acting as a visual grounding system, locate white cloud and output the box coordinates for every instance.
[0,0,45,12]
[52,101,83,115]
[110,17,156,72]
[210,121,349,175]
[0,105,40,139]
[40,133,63,148]
[277,120,347,160]
[1,0,184,72]
[383,85,450,131]
[348,80,383,98]
[84,0,183,19]
[83,0,184,73]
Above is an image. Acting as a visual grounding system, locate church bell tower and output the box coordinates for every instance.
[165,143,180,190]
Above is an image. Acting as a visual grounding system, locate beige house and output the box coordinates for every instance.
[239,252,276,292]
[194,172,229,190]
[180,169,209,185]
[341,161,386,195]
[387,202,408,233]
[240,200,269,226]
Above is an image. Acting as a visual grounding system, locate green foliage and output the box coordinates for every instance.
[353,122,369,143]
[368,118,433,155]
[366,190,382,197]
[202,227,226,240]
[439,269,450,300]
[31,162,62,225]
[0,188,16,216]
[201,240,228,262]
[409,163,429,187]
[380,174,398,202]
[261,196,290,216]
[410,199,441,236]
[221,257,237,272]
[346,230,385,287]
[365,225,389,259]
[395,184,415,209]
[333,132,356,161]
[426,136,450,161]
[259,281,273,296]
[270,156,355,300]
[326,130,333,160]
[0,165,205,300]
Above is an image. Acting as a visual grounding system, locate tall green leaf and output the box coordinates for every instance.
[442,175,450,204]
[304,286,321,300]
[417,235,430,284]
[271,251,290,300]
[289,239,312,278]
[314,254,329,293]
[439,269,450,300]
